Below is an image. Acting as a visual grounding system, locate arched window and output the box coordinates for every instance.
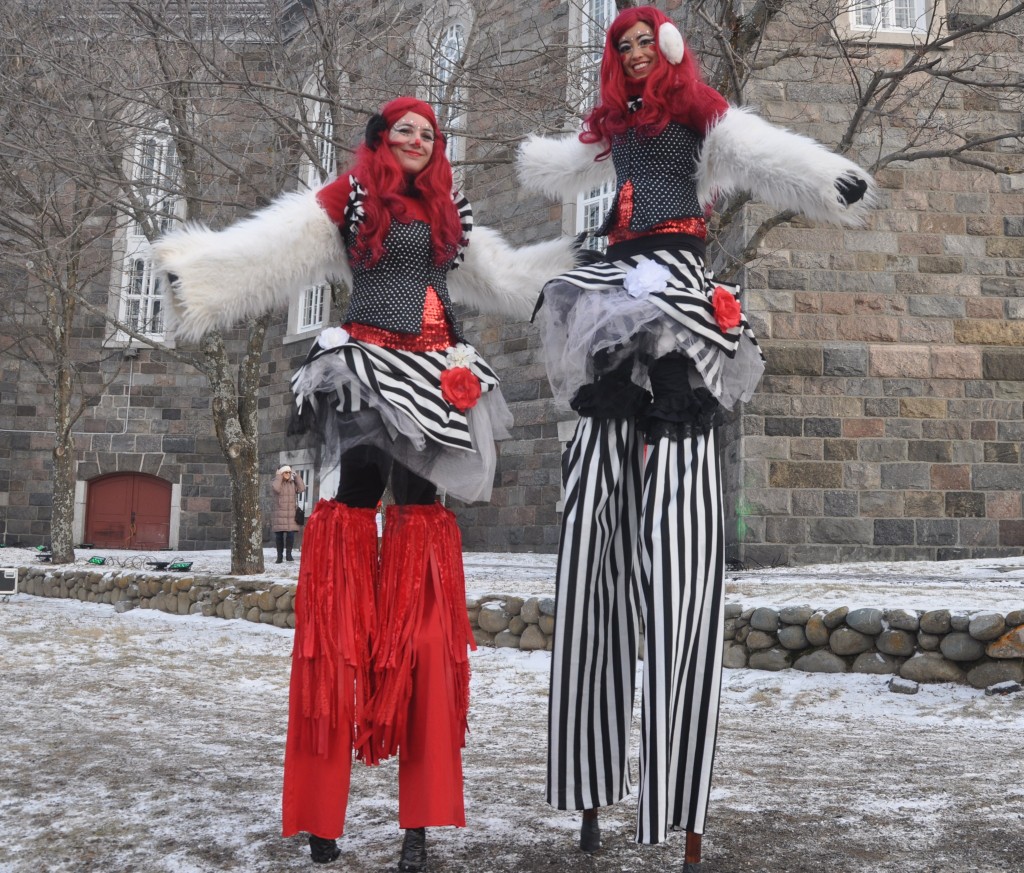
[295,86,337,334]
[117,125,181,339]
[576,0,616,249]
[431,21,467,173]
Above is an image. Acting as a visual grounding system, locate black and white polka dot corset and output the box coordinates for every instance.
[341,178,472,340]
[595,120,704,236]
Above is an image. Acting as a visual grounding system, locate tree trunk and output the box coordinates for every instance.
[227,437,264,575]
[50,364,77,564]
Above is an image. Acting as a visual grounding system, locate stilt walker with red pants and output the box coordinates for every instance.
[517,6,876,869]
[154,96,578,870]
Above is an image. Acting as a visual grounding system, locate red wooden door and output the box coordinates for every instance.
[86,473,171,549]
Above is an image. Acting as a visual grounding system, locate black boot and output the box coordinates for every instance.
[274,532,284,564]
[308,834,340,864]
[398,827,427,872]
[580,809,600,854]
[286,532,294,562]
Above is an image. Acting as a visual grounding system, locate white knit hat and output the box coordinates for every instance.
[276,465,292,475]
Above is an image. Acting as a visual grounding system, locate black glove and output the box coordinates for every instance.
[835,174,868,206]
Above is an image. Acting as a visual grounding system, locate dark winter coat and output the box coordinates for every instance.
[270,472,305,533]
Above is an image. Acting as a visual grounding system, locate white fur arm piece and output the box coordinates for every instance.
[153,187,351,342]
[448,225,578,322]
[515,132,614,202]
[695,106,877,227]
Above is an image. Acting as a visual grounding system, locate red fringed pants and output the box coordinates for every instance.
[282,500,473,839]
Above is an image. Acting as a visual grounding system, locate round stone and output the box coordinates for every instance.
[478,604,510,633]
[494,630,521,649]
[779,605,814,625]
[846,607,884,636]
[852,652,900,674]
[829,627,873,656]
[794,650,848,673]
[520,598,541,623]
[723,642,748,669]
[877,629,916,658]
[950,613,970,632]
[746,630,776,650]
[939,632,986,662]
[748,647,791,671]
[724,603,743,619]
[805,614,830,647]
[777,625,809,651]
[1004,610,1024,627]
[917,631,941,651]
[822,606,849,629]
[968,613,1006,641]
[899,652,965,684]
[920,609,952,635]
[520,625,548,651]
[750,607,781,633]
[884,608,921,632]
[966,660,1024,690]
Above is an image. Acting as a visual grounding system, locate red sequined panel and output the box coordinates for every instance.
[345,287,456,351]
[608,180,707,244]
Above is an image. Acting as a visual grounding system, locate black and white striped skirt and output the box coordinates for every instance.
[290,331,512,504]
[537,247,764,411]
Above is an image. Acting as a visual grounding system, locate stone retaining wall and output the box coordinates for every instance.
[17,565,297,628]
[15,566,1024,689]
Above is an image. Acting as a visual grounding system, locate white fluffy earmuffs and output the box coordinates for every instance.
[658,21,685,64]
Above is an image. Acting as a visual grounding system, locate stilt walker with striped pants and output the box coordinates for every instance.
[517,6,874,866]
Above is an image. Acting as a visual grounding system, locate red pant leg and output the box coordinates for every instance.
[282,501,378,839]
[398,556,466,828]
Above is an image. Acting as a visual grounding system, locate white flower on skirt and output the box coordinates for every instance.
[623,260,672,299]
[317,326,351,350]
[445,343,478,368]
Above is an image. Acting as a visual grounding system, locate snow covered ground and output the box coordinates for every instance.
[1,549,1023,872]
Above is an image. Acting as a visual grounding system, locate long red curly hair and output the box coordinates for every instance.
[581,6,728,155]
[348,97,464,268]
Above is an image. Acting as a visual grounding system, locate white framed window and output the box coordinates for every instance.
[117,127,181,341]
[574,0,617,247]
[843,0,946,44]
[851,0,926,31]
[432,21,468,178]
[290,91,336,340]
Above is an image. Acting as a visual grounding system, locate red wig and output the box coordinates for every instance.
[580,6,728,153]
[348,97,464,268]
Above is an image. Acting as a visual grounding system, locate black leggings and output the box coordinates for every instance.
[334,445,437,508]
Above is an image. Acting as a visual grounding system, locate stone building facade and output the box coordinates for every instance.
[1,0,1021,563]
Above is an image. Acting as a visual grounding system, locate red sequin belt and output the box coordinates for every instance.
[607,180,707,245]
[344,286,456,352]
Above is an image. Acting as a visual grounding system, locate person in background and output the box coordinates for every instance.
[269,465,305,564]
[154,96,578,870]
[517,7,875,870]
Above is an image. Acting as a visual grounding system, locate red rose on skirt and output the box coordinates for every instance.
[440,367,482,412]
[712,285,742,331]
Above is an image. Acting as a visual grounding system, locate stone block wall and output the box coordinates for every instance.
[16,564,1024,690]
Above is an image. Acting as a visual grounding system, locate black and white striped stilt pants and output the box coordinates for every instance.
[547,415,725,845]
